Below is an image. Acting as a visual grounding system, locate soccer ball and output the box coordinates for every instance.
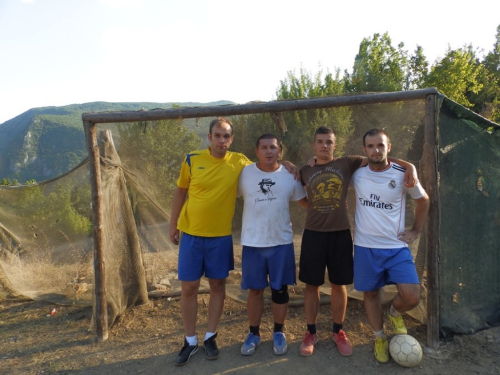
[389,334,423,367]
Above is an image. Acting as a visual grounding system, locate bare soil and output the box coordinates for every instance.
[1,294,499,375]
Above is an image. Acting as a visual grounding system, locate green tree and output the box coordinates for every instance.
[406,46,429,90]
[117,119,202,205]
[345,32,409,92]
[426,45,485,108]
[469,25,500,122]
[275,68,354,164]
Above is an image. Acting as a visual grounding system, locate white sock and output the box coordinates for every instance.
[186,335,197,346]
[374,330,386,340]
[204,332,216,341]
[390,304,401,317]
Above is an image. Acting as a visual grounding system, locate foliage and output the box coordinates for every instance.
[469,25,500,122]
[15,180,92,237]
[0,101,232,183]
[275,68,354,164]
[425,45,485,108]
[345,33,409,92]
[117,119,202,206]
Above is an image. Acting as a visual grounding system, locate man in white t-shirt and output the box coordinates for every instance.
[352,128,429,364]
[238,134,308,356]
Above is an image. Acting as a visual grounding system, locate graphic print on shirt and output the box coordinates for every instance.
[258,178,275,196]
[309,169,343,212]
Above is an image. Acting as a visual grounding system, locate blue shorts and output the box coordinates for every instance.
[178,233,234,281]
[353,245,419,292]
[241,243,296,290]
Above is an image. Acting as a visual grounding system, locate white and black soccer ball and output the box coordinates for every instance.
[389,334,423,367]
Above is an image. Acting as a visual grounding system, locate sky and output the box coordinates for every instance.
[0,0,499,124]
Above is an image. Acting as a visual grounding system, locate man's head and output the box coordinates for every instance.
[362,128,391,167]
[255,133,282,171]
[208,117,234,158]
[313,127,337,164]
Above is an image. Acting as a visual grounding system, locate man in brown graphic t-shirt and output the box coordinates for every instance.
[298,126,416,358]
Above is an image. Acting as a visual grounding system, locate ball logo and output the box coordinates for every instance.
[388,180,396,189]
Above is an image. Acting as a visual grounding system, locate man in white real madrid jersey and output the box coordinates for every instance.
[238,134,308,357]
[352,128,429,364]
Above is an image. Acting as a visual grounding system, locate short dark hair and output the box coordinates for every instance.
[256,133,281,149]
[362,128,390,146]
[209,117,233,135]
[314,126,336,140]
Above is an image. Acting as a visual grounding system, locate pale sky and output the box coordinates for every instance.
[0,0,499,124]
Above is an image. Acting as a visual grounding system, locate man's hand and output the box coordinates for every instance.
[169,227,180,245]
[403,164,418,188]
[397,229,420,243]
[281,160,300,181]
[307,156,316,167]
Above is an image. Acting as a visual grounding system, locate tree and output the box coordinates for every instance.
[275,68,354,164]
[470,25,500,122]
[117,119,202,206]
[406,46,429,90]
[345,33,408,92]
[426,45,485,108]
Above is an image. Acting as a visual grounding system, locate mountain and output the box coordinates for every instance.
[0,101,232,183]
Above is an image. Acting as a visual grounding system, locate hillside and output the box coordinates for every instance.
[0,101,231,183]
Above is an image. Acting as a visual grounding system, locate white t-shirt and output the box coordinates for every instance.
[238,163,306,247]
[352,162,426,248]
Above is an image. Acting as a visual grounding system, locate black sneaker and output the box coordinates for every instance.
[204,333,219,360]
[174,338,198,366]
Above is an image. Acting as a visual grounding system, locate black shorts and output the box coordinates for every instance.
[299,228,354,286]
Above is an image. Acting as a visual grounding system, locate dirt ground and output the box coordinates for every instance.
[1,293,499,375]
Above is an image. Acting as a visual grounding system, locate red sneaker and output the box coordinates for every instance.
[300,331,318,357]
[332,330,353,356]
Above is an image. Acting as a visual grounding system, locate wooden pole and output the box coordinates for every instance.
[84,120,108,342]
[423,94,440,349]
[82,88,439,124]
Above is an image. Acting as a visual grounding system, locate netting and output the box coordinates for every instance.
[1,90,499,340]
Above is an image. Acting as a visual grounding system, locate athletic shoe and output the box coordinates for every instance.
[388,313,407,335]
[204,333,219,360]
[332,330,353,356]
[300,331,318,357]
[273,332,288,355]
[174,338,198,366]
[241,332,261,356]
[374,337,389,363]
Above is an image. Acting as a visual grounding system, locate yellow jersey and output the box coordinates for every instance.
[176,148,251,237]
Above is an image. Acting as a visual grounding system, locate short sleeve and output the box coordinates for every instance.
[176,155,191,189]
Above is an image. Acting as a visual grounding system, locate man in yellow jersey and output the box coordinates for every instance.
[169,118,296,366]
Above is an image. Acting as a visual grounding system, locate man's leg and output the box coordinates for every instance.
[206,278,226,333]
[363,289,383,331]
[304,283,320,327]
[181,279,201,336]
[271,286,289,355]
[331,283,352,356]
[364,289,389,363]
[388,283,420,335]
[241,289,264,355]
[330,283,347,325]
[175,279,201,366]
[202,278,226,360]
[392,283,420,313]
[300,284,320,356]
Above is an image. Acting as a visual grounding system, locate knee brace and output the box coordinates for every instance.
[271,285,289,304]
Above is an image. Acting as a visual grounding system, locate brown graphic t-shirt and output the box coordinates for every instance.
[300,156,363,232]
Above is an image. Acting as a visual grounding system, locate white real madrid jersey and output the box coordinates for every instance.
[352,162,425,248]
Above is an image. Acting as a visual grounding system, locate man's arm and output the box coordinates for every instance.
[281,160,300,180]
[397,193,430,243]
[296,196,308,208]
[169,186,188,244]
[388,157,418,187]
